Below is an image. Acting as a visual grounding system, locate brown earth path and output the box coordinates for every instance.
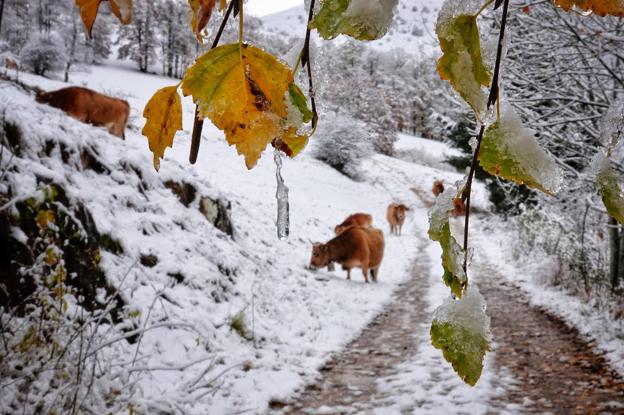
[268,239,624,414]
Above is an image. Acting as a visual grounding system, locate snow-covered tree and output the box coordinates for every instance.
[313,111,374,180]
[20,32,67,76]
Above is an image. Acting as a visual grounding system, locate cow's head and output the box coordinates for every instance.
[35,89,49,104]
[395,204,409,221]
[310,243,329,269]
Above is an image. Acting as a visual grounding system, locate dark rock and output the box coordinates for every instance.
[199,196,233,236]
[165,180,197,207]
[140,254,158,268]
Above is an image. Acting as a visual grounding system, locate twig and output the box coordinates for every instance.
[463,0,510,272]
[189,0,237,164]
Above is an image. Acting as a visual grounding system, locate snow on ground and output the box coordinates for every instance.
[259,0,444,58]
[473,219,624,379]
[7,63,493,413]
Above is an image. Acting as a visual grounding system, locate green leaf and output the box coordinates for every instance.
[311,0,398,41]
[288,84,312,124]
[428,184,467,298]
[431,286,490,386]
[595,154,624,225]
[436,8,491,118]
[479,106,561,195]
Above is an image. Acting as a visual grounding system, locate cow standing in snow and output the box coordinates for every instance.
[310,226,385,283]
[386,203,409,235]
[334,212,373,235]
[36,86,130,139]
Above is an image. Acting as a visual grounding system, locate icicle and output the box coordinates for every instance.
[274,148,290,240]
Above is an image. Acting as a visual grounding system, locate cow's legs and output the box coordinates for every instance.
[362,266,369,283]
[346,268,351,280]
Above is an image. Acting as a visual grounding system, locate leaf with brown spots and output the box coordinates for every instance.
[182,43,311,169]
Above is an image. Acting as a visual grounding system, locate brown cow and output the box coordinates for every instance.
[36,87,130,139]
[334,212,373,235]
[310,226,385,283]
[432,180,444,197]
[386,203,409,235]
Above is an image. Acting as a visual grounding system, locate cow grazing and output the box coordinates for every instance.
[36,87,130,139]
[334,212,373,235]
[386,203,409,235]
[432,180,444,197]
[310,226,385,283]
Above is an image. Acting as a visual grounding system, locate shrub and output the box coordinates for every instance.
[312,111,374,180]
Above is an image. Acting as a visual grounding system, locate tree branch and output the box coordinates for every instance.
[189,0,237,164]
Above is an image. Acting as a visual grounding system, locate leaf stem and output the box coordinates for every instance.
[463,0,510,273]
[189,0,237,165]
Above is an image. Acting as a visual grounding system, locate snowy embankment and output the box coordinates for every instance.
[473,223,624,378]
[4,63,491,413]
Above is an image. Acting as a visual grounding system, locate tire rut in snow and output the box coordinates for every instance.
[476,263,624,414]
[276,237,431,414]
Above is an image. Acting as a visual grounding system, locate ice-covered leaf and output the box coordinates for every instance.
[436,0,491,117]
[189,0,216,43]
[76,0,132,36]
[600,98,624,149]
[311,0,398,41]
[430,286,490,386]
[594,154,624,225]
[142,86,183,171]
[182,43,311,168]
[479,106,562,195]
[553,0,624,17]
[428,184,467,298]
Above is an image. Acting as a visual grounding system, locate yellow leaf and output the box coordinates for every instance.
[219,0,227,11]
[188,0,217,43]
[553,0,624,17]
[110,0,132,24]
[182,43,311,169]
[76,0,132,36]
[142,86,183,171]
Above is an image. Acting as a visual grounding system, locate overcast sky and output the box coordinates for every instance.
[246,0,303,16]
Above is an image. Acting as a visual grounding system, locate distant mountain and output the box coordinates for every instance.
[259,0,445,58]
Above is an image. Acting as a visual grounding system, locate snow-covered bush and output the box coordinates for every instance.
[312,111,374,180]
[20,33,67,76]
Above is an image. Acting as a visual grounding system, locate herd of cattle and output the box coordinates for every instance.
[308,179,466,284]
[26,84,464,285]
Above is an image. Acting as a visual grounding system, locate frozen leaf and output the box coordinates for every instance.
[182,43,311,169]
[479,106,562,195]
[189,0,217,43]
[428,184,467,298]
[142,86,183,171]
[311,0,398,41]
[553,0,624,17]
[76,0,132,36]
[430,286,490,386]
[436,0,491,117]
[594,154,624,225]
[600,98,624,149]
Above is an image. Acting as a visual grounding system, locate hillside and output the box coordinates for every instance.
[1,64,493,413]
[260,0,444,57]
